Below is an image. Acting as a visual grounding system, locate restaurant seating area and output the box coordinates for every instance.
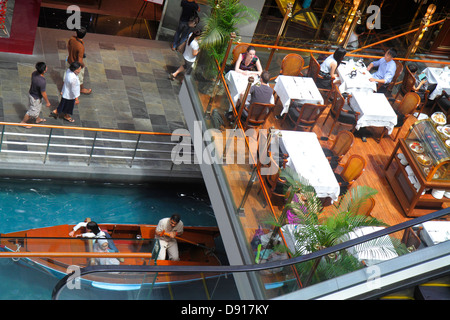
[194,45,450,236]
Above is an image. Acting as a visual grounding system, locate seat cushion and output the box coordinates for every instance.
[337,104,357,124]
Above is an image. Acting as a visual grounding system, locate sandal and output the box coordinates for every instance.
[81,88,92,95]
[63,117,75,123]
[49,111,58,119]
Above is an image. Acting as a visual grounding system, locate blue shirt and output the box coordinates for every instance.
[371,57,396,84]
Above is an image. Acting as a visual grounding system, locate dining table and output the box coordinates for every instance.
[337,59,377,95]
[348,91,398,135]
[422,67,450,100]
[273,75,324,116]
[420,221,450,246]
[276,130,340,202]
[224,70,274,109]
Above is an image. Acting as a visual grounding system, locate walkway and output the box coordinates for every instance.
[0,27,202,181]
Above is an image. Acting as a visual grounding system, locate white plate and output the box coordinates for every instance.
[431,112,447,126]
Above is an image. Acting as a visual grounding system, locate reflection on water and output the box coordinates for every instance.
[0,178,218,299]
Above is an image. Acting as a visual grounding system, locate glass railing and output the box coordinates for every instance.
[183,38,450,299]
[46,207,450,300]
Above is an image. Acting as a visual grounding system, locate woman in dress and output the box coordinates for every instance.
[50,61,81,123]
[234,45,263,76]
[317,47,347,89]
[169,29,201,80]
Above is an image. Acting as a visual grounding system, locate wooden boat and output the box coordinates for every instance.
[0,224,222,291]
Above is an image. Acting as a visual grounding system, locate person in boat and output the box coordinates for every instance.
[69,219,106,238]
[155,214,184,261]
[94,239,121,265]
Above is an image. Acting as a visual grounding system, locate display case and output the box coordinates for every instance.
[385,119,450,217]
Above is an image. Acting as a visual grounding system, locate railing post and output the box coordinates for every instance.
[43,128,53,164]
[87,131,98,166]
[130,133,141,168]
[0,125,5,152]
[265,3,293,71]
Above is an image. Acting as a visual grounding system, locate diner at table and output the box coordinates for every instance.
[366,48,398,94]
[233,45,263,77]
[422,66,450,100]
[317,47,347,90]
[276,130,340,202]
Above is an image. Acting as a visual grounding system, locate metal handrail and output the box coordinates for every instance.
[0,122,193,169]
[51,207,450,299]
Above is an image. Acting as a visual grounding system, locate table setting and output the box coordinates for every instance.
[337,59,377,95]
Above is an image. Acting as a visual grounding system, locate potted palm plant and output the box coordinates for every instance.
[267,167,408,287]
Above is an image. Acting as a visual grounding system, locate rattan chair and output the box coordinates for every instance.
[334,154,366,196]
[322,84,360,136]
[321,130,355,169]
[282,102,327,132]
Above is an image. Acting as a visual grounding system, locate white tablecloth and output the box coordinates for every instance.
[225,70,258,105]
[349,92,398,134]
[278,130,340,202]
[273,76,324,116]
[420,221,450,246]
[423,67,450,100]
[341,226,398,266]
[337,60,377,95]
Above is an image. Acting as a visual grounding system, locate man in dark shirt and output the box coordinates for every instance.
[20,62,51,128]
[172,0,200,51]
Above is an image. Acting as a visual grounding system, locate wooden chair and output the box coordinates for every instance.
[307,53,335,98]
[383,92,421,141]
[241,102,275,130]
[306,53,320,81]
[354,197,376,217]
[394,65,416,100]
[321,130,355,169]
[401,227,422,251]
[261,155,288,206]
[322,84,360,136]
[429,90,450,116]
[384,60,404,95]
[281,102,327,132]
[334,154,366,196]
[279,53,304,77]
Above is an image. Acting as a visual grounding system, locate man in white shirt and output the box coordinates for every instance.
[155,214,184,261]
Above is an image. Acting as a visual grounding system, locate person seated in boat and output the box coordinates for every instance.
[94,239,121,265]
[155,214,184,261]
[69,220,106,238]
[234,45,263,77]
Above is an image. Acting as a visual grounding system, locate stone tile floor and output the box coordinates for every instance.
[0,27,185,134]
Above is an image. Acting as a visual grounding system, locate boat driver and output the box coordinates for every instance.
[155,214,184,261]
